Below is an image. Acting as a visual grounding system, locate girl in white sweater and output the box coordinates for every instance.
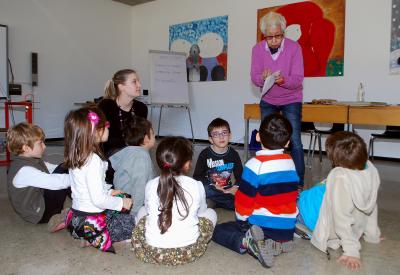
[298,131,382,271]
[63,106,134,253]
[133,136,217,265]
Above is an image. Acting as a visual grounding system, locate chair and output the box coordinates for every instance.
[301,122,317,168]
[368,126,400,159]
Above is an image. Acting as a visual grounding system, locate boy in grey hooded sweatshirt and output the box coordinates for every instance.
[110,117,156,217]
[298,132,381,271]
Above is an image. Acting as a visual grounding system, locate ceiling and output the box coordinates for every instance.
[112,0,155,6]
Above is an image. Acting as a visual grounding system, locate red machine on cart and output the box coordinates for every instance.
[0,101,33,166]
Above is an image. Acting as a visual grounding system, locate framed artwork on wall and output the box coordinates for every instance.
[169,15,228,82]
[390,0,400,74]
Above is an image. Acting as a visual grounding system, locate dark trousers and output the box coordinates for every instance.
[38,163,71,223]
[204,184,235,210]
[260,100,305,188]
[212,221,250,254]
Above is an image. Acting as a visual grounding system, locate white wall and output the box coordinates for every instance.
[131,0,400,158]
[0,0,132,137]
[1,0,398,158]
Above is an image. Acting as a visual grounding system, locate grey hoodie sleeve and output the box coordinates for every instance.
[363,204,381,243]
[331,176,361,258]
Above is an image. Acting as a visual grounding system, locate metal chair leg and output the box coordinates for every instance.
[311,132,317,164]
[318,133,322,163]
[368,138,372,159]
[306,132,314,169]
[370,137,375,160]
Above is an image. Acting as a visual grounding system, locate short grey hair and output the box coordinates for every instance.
[259,12,287,35]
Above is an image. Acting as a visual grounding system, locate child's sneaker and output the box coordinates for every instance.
[47,208,69,233]
[243,225,274,268]
[265,239,294,256]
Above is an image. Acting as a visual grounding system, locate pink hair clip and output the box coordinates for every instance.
[88,111,99,126]
[163,162,172,169]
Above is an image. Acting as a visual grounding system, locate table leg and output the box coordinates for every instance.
[244,118,249,162]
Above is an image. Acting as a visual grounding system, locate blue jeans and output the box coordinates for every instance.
[260,100,305,187]
[204,184,235,210]
[212,221,250,254]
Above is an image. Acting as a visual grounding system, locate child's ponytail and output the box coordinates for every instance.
[104,80,117,99]
[157,169,188,234]
[156,137,193,234]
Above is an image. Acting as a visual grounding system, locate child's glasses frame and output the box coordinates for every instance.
[210,131,230,138]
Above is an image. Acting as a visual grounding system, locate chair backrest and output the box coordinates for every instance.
[330,123,345,132]
[385,126,400,133]
[301,122,316,132]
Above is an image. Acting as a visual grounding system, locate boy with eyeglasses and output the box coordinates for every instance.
[193,118,243,210]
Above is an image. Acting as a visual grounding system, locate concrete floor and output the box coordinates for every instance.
[0,143,399,275]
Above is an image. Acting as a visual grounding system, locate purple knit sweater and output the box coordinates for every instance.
[251,38,304,105]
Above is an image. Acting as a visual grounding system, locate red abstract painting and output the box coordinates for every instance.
[257,0,345,77]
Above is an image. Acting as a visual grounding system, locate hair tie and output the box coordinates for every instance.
[88,111,99,131]
[163,162,172,169]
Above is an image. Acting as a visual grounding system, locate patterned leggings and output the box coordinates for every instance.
[132,217,214,265]
[66,209,135,253]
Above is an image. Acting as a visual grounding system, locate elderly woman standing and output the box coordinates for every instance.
[251,12,305,188]
[98,69,148,156]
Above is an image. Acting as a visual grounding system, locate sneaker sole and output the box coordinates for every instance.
[264,239,294,256]
[250,225,274,268]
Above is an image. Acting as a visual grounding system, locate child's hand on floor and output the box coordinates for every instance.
[122,198,133,210]
[337,255,361,271]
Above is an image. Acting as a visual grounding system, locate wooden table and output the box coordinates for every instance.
[348,106,400,126]
[243,103,349,160]
[244,103,400,160]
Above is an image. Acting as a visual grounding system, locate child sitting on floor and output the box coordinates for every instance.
[213,113,300,268]
[110,116,156,217]
[63,106,134,253]
[193,118,243,210]
[133,136,217,265]
[7,123,71,232]
[297,131,382,271]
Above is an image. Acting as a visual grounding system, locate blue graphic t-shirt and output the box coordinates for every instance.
[193,146,243,189]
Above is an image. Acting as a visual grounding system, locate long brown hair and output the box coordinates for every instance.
[325,131,368,170]
[63,105,107,169]
[156,136,193,234]
[104,69,137,99]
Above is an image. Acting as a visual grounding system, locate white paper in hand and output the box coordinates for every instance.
[261,71,280,98]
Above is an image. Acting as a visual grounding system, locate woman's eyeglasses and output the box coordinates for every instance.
[265,34,284,41]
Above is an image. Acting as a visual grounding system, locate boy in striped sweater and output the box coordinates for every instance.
[213,113,299,268]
